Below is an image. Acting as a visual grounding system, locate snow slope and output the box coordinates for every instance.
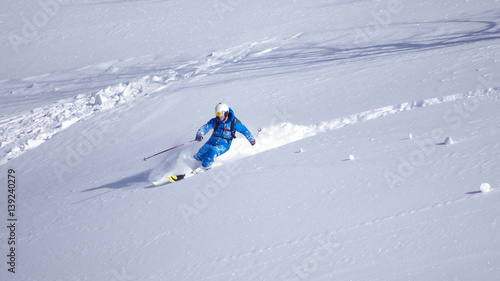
[1,0,500,280]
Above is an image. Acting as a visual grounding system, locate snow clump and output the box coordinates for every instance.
[480,183,491,193]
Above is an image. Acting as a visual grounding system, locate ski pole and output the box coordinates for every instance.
[143,140,196,161]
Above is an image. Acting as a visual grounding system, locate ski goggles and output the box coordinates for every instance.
[216,111,227,116]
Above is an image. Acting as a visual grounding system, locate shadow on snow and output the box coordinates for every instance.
[82,169,151,192]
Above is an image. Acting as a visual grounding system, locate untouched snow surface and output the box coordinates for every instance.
[1,0,500,280]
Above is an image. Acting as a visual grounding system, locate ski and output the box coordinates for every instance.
[151,175,183,186]
[166,174,186,183]
[151,168,206,186]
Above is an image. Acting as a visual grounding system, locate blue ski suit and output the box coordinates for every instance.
[194,108,255,168]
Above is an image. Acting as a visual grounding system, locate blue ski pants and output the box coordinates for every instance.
[194,143,229,168]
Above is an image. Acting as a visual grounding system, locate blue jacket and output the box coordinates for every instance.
[196,108,255,148]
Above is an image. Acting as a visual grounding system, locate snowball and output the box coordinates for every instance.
[349,154,355,160]
[444,136,453,145]
[409,133,413,139]
[480,183,491,193]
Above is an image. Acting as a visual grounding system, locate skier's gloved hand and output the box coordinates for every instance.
[250,139,256,146]
[195,135,203,142]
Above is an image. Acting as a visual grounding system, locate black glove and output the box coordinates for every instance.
[195,135,203,142]
[250,139,256,146]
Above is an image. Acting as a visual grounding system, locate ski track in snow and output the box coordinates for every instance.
[1,31,498,165]
[221,88,499,165]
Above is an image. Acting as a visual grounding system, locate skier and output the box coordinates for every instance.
[193,103,255,172]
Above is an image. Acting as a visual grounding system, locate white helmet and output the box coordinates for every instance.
[215,103,229,117]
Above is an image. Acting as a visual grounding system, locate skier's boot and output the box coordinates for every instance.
[193,166,210,174]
